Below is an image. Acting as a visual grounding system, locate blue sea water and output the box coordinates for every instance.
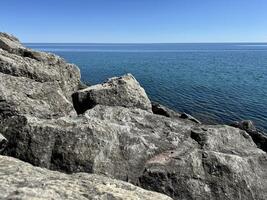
[26,43,267,132]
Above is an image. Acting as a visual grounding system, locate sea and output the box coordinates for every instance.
[26,43,267,133]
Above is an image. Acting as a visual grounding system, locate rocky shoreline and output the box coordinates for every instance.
[0,33,266,200]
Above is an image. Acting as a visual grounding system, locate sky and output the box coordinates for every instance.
[1,0,267,43]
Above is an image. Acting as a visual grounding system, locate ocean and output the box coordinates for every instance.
[26,43,267,132]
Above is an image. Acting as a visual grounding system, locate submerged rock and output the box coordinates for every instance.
[0,155,172,200]
[72,74,152,114]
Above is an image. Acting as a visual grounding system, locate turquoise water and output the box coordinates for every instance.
[26,43,267,132]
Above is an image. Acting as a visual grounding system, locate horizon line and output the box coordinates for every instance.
[23,41,267,44]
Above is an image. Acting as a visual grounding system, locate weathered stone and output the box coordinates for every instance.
[139,125,267,200]
[72,74,152,114]
[2,105,267,200]
[0,33,81,99]
[0,33,24,54]
[0,155,172,200]
[0,72,76,119]
[2,105,194,181]
[231,120,267,152]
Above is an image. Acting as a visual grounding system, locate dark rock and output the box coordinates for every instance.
[231,120,256,131]
[0,134,8,153]
[0,155,172,200]
[180,112,201,124]
[152,102,201,124]
[230,120,267,152]
[72,74,152,114]
[152,102,178,118]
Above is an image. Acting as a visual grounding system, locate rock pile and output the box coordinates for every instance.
[0,33,266,200]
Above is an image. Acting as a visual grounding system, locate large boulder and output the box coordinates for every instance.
[0,155,172,200]
[139,126,267,200]
[0,73,76,119]
[0,32,80,119]
[72,74,152,114]
[2,105,267,200]
[2,105,194,179]
[0,33,81,99]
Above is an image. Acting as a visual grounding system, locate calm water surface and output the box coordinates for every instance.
[26,43,267,132]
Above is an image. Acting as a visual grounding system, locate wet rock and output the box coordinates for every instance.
[0,155,172,200]
[72,74,152,114]
[231,120,267,152]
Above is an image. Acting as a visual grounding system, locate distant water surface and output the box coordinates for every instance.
[26,43,267,132]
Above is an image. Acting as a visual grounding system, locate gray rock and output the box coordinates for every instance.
[0,72,76,119]
[152,102,201,124]
[139,125,267,200]
[0,33,81,99]
[2,105,267,200]
[0,33,24,54]
[72,74,152,114]
[231,120,257,132]
[2,105,194,180]
[0,155,172,200]
[230,120,267,152]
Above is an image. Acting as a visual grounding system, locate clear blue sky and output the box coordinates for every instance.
[1,0,267,43]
